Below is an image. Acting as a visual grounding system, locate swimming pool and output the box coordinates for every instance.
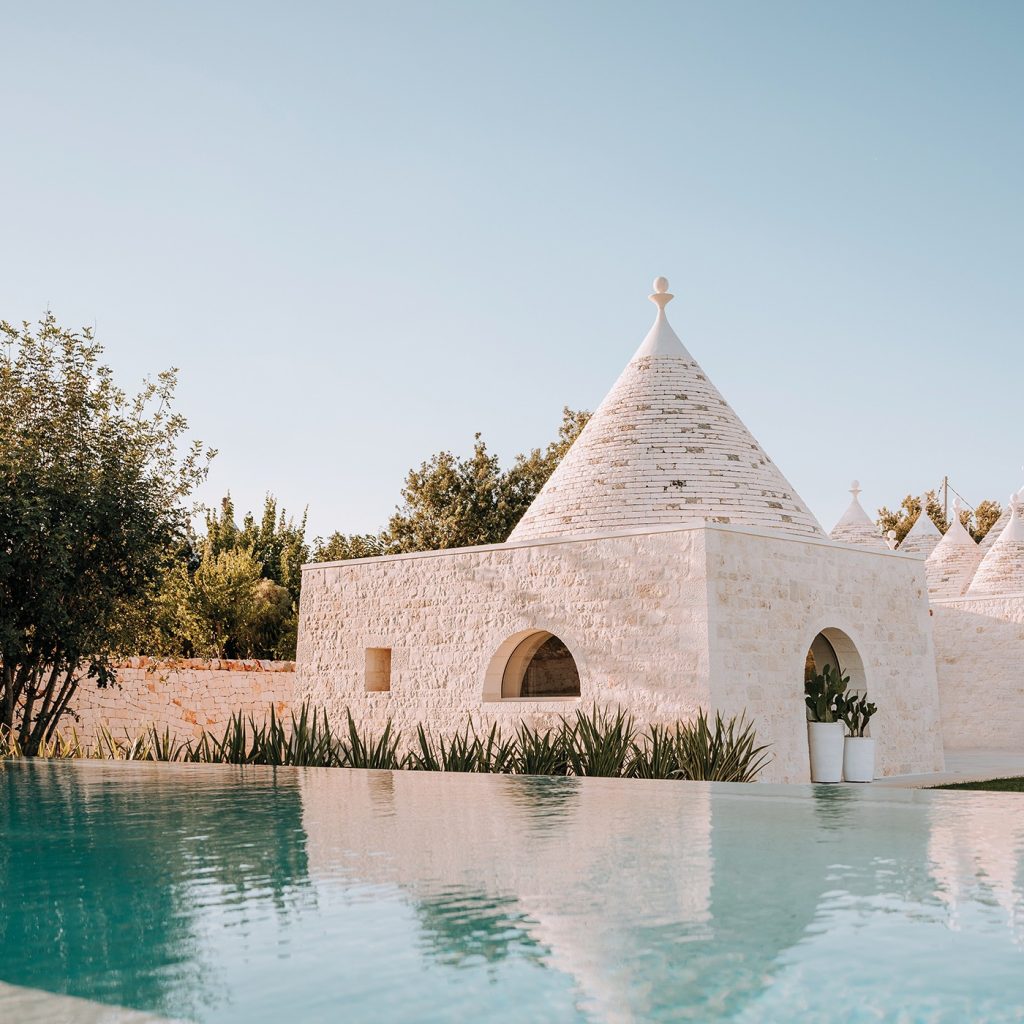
[1,760,1022,1022]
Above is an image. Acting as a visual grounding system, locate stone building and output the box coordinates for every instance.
[297,278,953,783]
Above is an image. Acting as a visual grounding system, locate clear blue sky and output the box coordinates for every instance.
[3,1,1022,539]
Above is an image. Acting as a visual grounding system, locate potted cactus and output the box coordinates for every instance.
[842,693,877,783]
[805,663,849,783]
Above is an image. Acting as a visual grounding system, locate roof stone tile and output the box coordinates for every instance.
[508,279,825,543]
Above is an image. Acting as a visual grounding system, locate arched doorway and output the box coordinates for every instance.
[804,632,840,684]
[499,631,581,699]
[803,627,867,692]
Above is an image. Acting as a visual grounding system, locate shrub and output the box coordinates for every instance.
[564,705,636,778]
[8,700,771,782]
[674,710,771,783]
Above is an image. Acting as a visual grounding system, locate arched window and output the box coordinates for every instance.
[500,631,581,699]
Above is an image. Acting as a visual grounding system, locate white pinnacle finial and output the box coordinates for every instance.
[649,276,674,311]
[850,480,861,499]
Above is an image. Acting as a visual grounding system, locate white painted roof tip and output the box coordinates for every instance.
[829,478,887,548]
[633,275,690,359]
[967,492,1024,595]
[978,481,1024,551]
[1004,493,1024,543]
[508,277,826,543]
[926,498,985,595]
[932,499,977,550]
[649,276,673,309]
[905,496,941,538]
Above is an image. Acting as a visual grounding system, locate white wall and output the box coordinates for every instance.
[706,529,944,781]
[297,524,946,783]
[932,594,1024,750]
[297,528,713,740]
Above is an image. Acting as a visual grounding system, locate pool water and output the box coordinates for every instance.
[1,760,1022,1023]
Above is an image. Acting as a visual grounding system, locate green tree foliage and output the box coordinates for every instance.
[0,314,211,753]
[972,499,1003,541]
[313,532,388,563]
[312,406,591,561]
[149,495,307,660]
[878,490,1001,545]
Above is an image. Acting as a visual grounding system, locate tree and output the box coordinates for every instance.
[148,493,307,660]
[972,499,1002,541]
[312,532,388,562]
[0,314,211,753]
[311,406,591,561]
[878,490,1002,545]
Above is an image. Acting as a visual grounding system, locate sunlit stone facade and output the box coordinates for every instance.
[296,279,995,783]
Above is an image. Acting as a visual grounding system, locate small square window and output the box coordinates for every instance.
[365,648,392,692]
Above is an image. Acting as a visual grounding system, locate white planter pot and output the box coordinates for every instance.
[843,736,875,783]
[807,721,845,783]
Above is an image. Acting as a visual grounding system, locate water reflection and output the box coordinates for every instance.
[298,774,1024,1023]
[1,761,1023,1023]
[0,760,311,1020]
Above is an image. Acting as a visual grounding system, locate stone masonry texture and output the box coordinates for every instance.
[931,594,1024,750]
[508,349,825,543]
[66,659,296,746]
[297,523,944,783]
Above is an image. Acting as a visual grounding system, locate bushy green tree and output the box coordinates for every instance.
[312,406,591,561]
[312,532,388,562]
[0,314,211,752]
[878,490,1001,544]
[149,494,307,660]
[972,499,1002,541]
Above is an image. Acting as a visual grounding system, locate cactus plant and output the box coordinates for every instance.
[804,663,850,723]
[843,693,877,738]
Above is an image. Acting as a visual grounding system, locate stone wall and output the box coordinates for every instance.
[296,523,944,783]
[297,527,713,744]
[706,528,945,779]
[66,658,297,745]
[931,594,1024,750]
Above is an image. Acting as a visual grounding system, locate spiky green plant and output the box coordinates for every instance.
[339,710,404,769]
[407,720,487,772]
[148,726,189,762]
[673,710,771,783]
[513,720,568,777]
[564,705,636,778]
[406,724,442,771]
[476,722,518,774]
[630,722,681,779]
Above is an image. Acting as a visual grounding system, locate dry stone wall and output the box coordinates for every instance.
[706,529,945,780]
[297,528,713,746]
[297,523,945,784]
[66,658,297,745]
[931,594,1024,750]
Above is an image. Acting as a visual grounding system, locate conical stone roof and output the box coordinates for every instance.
[979,485,1024,552]
[898,496,942,557]
[968,494,1024,595]
[925,500,983,598]
[508,278,825,544]
[829,481,886,549]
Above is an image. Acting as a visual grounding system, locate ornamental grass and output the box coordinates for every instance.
[1,702,772,783]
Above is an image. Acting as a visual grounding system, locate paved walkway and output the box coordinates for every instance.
[874,748,1024,789]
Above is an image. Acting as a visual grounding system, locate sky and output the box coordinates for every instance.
[2,1,1022,540]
